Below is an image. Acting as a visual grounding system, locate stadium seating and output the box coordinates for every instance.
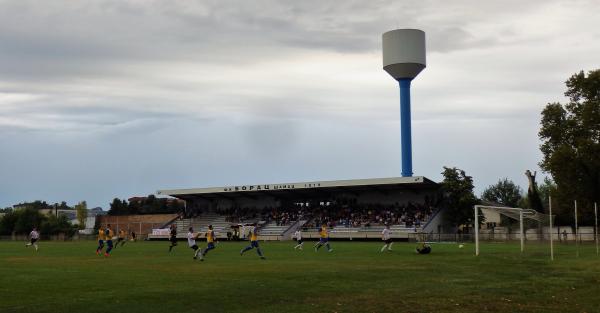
[149,203,436,240]
[259,221,296,236]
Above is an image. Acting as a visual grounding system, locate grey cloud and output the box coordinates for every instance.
[0,0,598,208]
[0,0,554,83]
[0,94,207,132]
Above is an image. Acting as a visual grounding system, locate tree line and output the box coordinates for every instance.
[107,195,185,215]
[0,207,78,236]
[441,69,599,228]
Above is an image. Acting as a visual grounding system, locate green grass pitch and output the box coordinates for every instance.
[1,240,599,313]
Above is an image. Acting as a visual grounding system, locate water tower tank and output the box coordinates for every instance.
[382,29,426,80]
[381,28,426,177]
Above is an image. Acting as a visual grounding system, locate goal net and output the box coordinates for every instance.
[474,205,554,259]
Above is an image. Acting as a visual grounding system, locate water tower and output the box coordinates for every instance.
[382,29,426,177]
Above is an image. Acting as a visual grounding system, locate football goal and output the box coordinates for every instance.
[474,205,554,259]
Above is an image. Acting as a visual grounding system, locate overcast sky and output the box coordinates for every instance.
[1,0,599,209]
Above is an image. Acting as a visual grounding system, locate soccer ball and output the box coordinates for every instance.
[458,244,464,249]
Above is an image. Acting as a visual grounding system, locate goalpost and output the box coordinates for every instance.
[474,205,553,259]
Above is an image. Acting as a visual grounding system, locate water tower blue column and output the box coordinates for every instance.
[382,28,426,178]
[398,78,413,177]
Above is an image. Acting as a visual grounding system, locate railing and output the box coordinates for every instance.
[0,233,148,241]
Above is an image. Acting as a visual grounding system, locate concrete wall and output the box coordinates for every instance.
[477,226,597,241]
[97,214,179,236]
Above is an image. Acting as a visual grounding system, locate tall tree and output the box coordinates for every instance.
[75,201,88,229]
[524,170,545,213]
[0,211,18,235]
[441,167,479,228]
[539,69,600,224]
[14,209,46,234]
[108,198,129,215]
[481,178,523,208]
[537,177,558,209]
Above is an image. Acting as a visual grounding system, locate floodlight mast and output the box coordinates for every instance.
[382,29,426,177]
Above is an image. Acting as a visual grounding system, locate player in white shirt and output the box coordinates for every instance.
[293,229,303,250]
[380,224,393,252]
[25,227,40,251]
[187,227,201,260]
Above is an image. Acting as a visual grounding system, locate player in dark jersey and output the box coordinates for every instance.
[114,229,127,249]
[168,224,178,252]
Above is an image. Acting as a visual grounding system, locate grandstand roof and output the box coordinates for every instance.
[157,176,438,201]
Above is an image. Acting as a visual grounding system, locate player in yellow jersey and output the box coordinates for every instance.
[114,229,127,249]
[240,225,265,259]
[96,227,106,255]
[104,224,115,257]
[314,224,333,252]
[198,225,217,261]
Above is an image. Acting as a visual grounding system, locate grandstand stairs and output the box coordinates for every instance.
[173,213,233,239]
[258,220,304,240]
[280,219,308,240]
[421,207,444,233]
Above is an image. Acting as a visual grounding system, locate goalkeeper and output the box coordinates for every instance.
[416,242,431,254]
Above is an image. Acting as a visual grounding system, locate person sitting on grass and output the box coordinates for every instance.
[416,242,431,254]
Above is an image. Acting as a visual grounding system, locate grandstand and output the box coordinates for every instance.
[153,176,442,240]
[155,213,234,239]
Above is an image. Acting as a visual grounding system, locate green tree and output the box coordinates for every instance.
[441,167,479,228]
[75,201,88,229]
[524,170,545,213]
[13,201,51,211]
[41,214,77,237]
[0,203,78,237]
[538,177,558,208]
[127,195,185,215]
[481,178,523,207]
[108,198,129,215]
[0,211,19,235]
[14,208,46,234]
[539,69,600,224]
